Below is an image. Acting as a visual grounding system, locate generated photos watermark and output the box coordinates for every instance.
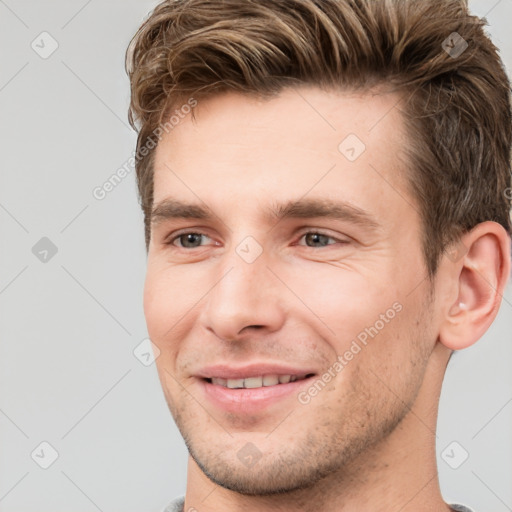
[298,301,403,405]
[92,97,197,201]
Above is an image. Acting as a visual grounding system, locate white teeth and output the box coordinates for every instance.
[244,376,263,388]
[211,374,307,389]
[263,375,279,386]
[226,378,244,389]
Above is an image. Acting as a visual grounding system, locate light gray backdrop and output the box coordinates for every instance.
[0,1,511,511]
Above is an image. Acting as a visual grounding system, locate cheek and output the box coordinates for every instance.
[284,264,401,344]
[143,263,202,341]
[143,263,215,382]
[143,271,167,340]
[356,295,432,401]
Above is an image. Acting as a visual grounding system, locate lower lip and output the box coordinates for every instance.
[199,377,315,414]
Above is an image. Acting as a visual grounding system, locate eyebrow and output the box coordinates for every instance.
[150,197,381,230]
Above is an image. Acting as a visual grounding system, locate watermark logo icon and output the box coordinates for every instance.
[236,236,263,264]
[441,441,469,469]
[445,239,468,263]
[133,338,161,366]
[31,31,59,59]
[237,442,262,468]
[338,134,366,162]
[32,237,58,263]
[31,441,59,469]
[442,32,468,59]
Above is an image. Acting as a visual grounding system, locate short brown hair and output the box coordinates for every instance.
[126,0,512,277]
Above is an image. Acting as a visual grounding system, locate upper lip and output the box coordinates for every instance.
[195,363,317,380]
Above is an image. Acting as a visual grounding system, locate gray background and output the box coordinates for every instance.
[0,1,511,511]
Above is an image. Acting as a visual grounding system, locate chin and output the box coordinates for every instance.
[189,448,326,496]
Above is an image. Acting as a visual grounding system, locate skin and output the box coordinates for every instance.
[144,86,511,512]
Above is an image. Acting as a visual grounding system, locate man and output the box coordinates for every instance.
[126,0,511,510]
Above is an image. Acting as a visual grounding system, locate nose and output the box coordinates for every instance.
[199,248,286,342]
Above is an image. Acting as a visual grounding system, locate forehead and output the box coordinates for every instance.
[152,86,412,223]
[155,86,406,157]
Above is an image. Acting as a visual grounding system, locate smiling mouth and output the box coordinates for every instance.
[204,374,315,389]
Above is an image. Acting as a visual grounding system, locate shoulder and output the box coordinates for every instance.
[163,495,185,512]
[163,498,474,512]
[449,504,475,512]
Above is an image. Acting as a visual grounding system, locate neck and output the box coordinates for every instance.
[184,343,453,512]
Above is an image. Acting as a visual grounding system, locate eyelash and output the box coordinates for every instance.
[166,230,347,249]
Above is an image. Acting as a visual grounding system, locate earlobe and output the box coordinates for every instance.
[439,222,511,351]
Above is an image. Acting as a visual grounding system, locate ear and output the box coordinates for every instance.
[439,221,511,351]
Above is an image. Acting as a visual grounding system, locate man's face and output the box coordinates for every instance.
[145,87,438,494]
